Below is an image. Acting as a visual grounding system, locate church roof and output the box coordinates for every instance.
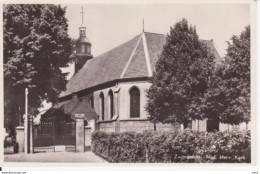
[60,32,221,98]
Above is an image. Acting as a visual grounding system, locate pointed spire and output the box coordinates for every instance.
[80,6,85,26]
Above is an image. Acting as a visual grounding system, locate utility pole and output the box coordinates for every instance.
[24,88,28,154]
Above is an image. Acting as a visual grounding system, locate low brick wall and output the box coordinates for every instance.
[84,126,92,148]
[98,120,116,132]
[198,120,207,131]
[97,119,177,133]
[15,126,24,153]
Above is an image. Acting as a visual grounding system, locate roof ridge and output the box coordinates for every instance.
[120,34,143,78]
[211,41,223,58]
[144,31,166,36]
[145,32,215,42]
[68,33,143,84]
[60,31,222,98]
[93,33,142,59]
[142,33,153,77]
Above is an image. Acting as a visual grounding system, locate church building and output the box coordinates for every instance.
[43,14,249,133]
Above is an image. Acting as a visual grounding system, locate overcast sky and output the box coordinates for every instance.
[62,3,249,79]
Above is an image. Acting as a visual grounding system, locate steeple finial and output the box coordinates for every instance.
[143,18,144,32]
[80,6,85,26]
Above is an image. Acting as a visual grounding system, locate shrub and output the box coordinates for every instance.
[92,129,250,163]
[4,137,18,153]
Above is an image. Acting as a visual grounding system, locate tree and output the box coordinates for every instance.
[4,5,73,131]
[200,26,250,125]
[146,19,215,125]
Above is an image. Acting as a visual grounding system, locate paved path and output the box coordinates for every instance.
[4,151,107,163]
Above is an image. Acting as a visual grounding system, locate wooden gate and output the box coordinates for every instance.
[33,118,76,152]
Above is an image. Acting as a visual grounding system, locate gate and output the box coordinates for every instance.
[55,121,76,152]
[33,118,76,152]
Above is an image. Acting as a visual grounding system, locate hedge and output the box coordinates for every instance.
[91,129,251,163]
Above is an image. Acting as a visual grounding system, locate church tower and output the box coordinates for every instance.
[75,7,92,74]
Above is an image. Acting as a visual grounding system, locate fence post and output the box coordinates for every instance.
[145,147,149,163]
[75,114,85,152]
[53,118,56,152]
[16,126,25,153]
[29,114,33,153]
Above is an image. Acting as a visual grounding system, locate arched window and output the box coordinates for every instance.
[108,90,114,119]
[90,96,94,108]
[99,92,104,120]
[129,87,140,118]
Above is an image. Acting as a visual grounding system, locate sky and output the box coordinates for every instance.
[42,3,250,112]
[65,4,250,56]
[62,3,250,79]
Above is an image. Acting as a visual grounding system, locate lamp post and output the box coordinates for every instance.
[24,88,28,154]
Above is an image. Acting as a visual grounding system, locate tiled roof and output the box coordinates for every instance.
[60,34,141,97]
[60,32,221,98]
[200,40,222,63]
[145,33,167,73]
[42,99,97,121]
[70,100,98,120]
[123,37,148,78]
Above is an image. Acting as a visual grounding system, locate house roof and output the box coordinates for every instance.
[60,32,221,98]
[42,99,98,121]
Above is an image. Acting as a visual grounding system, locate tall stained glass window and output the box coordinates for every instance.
[129,87,140,118]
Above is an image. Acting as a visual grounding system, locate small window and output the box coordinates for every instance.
[81,44,85,53]
[80,29,85,36]
[86,45,91,54]
[100,92,104,120]
[129,87,140,118]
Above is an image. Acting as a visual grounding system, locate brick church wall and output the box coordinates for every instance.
[98,120,116,132]
[97,119,177,133]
